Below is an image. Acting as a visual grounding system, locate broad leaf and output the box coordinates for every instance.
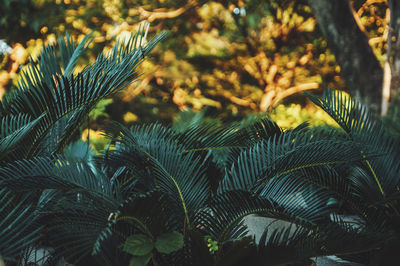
[123,234,154,256]
[129,253,153,266]
[155,231,184,254]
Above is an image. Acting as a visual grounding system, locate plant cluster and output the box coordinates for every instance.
[1,0,347,123]
[1,27,400,266]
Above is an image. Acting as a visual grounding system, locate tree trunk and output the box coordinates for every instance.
[308,0,383,111]
[388,0,400,100]
[382,6,392,115]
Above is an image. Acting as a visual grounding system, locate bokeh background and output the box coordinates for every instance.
[0,0,389,133]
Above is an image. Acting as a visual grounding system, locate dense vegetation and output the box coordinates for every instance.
[1,27,400,266]
[1,0,392,124]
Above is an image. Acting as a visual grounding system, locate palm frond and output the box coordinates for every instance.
[0,26,166,158]
[194,189,327,247]
[0,156,123,265]
[258,174,334,223]
[219,130,367,194]
[40,195,120,265]
[306,88,400,196]
[16,32,93,94]
[0,156,115,207]
[0,189,42,262]
[194,191,272,245]
[0,114,43,162]
[256,219,387,266]
[104,123,210,230]
[355,136,400,196]
[256,225,315,265]
[305,88,373,135]
[60,32,94,76]
[178,117,282,169]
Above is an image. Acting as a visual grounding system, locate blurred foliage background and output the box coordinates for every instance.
[0,0,389,133]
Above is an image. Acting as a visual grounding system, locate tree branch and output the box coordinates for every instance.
[138,0,198,22]
[271,82,319,107]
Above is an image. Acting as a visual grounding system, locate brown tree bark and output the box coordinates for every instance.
[308,0,383,111]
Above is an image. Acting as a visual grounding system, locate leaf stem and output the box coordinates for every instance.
[116,216,154,239]
[152,256,158,266]
[169,174,191,231]
[361,151,384,196]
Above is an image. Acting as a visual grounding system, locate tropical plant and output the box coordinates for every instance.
[1,25,400,266]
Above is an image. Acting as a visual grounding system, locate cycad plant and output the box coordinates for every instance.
[1,25,400,266]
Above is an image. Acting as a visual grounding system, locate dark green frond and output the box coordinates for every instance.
[256,219,386,266]
[258,174,333,223]
[219,131,366,194]
[194,191,273,244]
[307,88,400,196]
[40,195,120,265]
[171,117,282,174]
[295,164,353,206]
[0,157,123,265]
[0,189,42,262]
[17,31,93,94]
[0,28,166,158]
[104,123,210,229]
[0,114,43,162]
[305,88,373,135]
[60,32,94,76]
[0,156,113,198]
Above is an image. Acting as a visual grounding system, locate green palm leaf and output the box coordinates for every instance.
[60,32,94,76]
[104,123,210,230]
[258,174,333,223]
[305,88,372,135]
[219,130,368,194]
[194,190,274,244]
[0,26,166,158]
[0,156,126,264]
[307,88,400,197]
[16,32,93,94]
[195,185,331,248]
[0,156,114,198]
[0,189,42,262]
[178,117,282,169]
[41,195,120,264]
[256,219,386,266]
[0,114,43,162]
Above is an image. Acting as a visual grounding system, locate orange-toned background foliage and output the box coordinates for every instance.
[0,0,388,128]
